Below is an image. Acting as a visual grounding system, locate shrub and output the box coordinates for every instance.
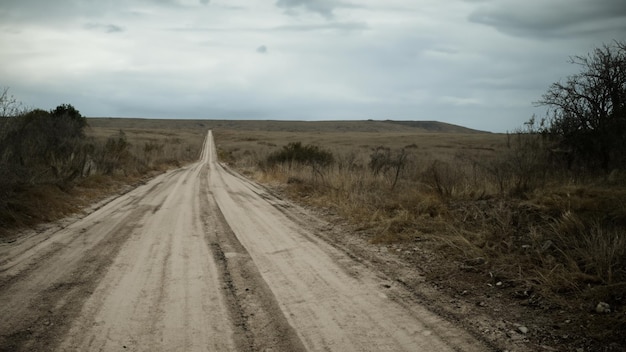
[424,160,462,198]
[0,105,89,186]
[99,130,132,174]
[470,117,551,196]
[549,212,626,285]
[369,146,409,190]
[537,41,626,171]
[266,142,333,168]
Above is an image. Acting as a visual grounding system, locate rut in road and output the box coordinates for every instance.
[0,130,491,351]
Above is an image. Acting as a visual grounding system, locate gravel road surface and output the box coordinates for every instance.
[0,131,489,351]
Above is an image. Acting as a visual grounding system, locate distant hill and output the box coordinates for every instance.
[380,120,487,134]
[87,118,487,134]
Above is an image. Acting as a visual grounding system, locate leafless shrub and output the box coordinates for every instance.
[97,130,133,175]
[369,146,409,190]
[475,118,552,196]
[537,41,626,171]
[424,160,462,198]
[0,87,27,118]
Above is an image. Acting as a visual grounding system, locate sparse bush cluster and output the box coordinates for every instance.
[538,41,626,171]
[266,142,333,168]
[369,146,408,190]
[0,91,202,232]
[220,43,626,347]
[0,104,89,189]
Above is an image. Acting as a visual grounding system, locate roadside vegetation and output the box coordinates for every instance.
[1,40,623,349]
[217,42,626,349]
[0,90,204,236]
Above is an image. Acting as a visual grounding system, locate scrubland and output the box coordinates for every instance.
[215,125,626,349]
[0,115,205,235]
[2,114,624,349]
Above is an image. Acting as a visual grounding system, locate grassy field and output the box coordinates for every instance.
[0,118,207,236]
[3,117,625,349]
[205,120,626,349]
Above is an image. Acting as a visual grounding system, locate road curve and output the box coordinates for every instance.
[0,130,489,351]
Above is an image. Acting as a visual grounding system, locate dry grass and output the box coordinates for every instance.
[3,117,625,347]
[85,126,204,172]
[215,126,626,348]
[0,121,206,237]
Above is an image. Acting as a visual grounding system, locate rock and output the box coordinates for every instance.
[518,326,529,334]
[596,302,611,314]
[506,330,523,341]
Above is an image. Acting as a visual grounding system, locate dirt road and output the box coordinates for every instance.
[0,131,490,351]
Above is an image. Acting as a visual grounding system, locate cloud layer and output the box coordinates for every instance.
[0,0,623,131]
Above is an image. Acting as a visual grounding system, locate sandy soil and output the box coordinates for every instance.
[0,131,493,351]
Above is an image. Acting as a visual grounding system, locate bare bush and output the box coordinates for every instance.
[98,130,132,175]
[424,160,462,198]
[537,41,626,171]
[474,118,551,196]
[0,87,27,118]
[369,146,409,190]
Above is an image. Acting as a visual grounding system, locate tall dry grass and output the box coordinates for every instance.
[0,125,205,236]
[218,129,626,320]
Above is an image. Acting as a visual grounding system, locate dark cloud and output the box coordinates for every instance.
[0,0,199,24]
[469,0,626,38]
[0,0,81,22]
[275,0,360,18]
[3,0,620,133]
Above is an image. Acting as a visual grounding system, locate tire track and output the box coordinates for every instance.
[200,163,307,352]
[207,130,491,352]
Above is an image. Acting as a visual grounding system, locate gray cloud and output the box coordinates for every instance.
[0,0,202,24]
[169,21,368,34]
[275,0,360,18]
[469,0,626,38]
[1,0,623,132]
[273,22,368,32]
[0,0,82,23]
[84,23,124,33]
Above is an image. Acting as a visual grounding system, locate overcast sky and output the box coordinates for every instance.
[1,0,624,132]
